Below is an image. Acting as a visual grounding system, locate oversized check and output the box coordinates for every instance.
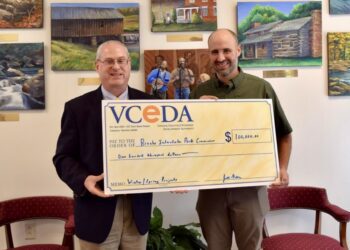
[102,99,279,195]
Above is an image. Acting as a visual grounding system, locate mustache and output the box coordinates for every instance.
[215,59,230,64]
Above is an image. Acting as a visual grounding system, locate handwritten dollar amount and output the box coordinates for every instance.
[225,130,263,144]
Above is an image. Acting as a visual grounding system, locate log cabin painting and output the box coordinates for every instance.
[328,32,350,96]
[237,1,322,68]
[51,3,140,71]
[0,43,45,110]
[151,0,217,32]
[144,49,212,99]
[0,0,43,28]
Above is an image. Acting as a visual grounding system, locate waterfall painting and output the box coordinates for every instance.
[329,0,350,14]
[0,43,45,110]
[328,32,350,96]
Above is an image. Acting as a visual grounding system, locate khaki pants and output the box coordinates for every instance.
[79,196,147,250]
[196,186,269,250]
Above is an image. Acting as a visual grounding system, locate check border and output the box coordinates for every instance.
[102,99,279,194]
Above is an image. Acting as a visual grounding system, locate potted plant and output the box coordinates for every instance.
[147,207,207,250]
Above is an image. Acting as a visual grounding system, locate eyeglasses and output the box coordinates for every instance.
[98,57,129,67]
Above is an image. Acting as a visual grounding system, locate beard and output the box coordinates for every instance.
[214,58,238,78]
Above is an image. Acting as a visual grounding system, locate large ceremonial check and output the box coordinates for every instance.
[102,99,279,195]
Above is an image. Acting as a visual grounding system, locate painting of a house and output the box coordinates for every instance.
[151,0,217,32]
[0,0,43,28]
[176,0,217,23]
[238,1,322,67]
[0,43,45,110]
[328,33,350,96]
[51,3,140,71]
[241,21,282,59]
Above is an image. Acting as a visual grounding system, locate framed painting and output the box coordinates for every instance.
[329,0,350,14]
[151,0,217,32]
[144,49,212,99]
[0,0,43,28]
[327,33,350,96]
[0,43,45,110]
[51,3,140,71]
[237,1,322,68]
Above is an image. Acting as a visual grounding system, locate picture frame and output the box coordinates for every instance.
[51,3,140,71]
[0,43,45,110]
[151,0,217,32]
[327,32,350,96]
[0,0,43,28]
[237,1,322,68]
[329,0,350,15]
[144,49,211,99]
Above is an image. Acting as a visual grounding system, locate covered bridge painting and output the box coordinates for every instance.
[51,6,124,46]
[238,1,322,67]
[51,3,140,71]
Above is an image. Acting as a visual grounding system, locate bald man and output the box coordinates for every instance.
[190,29,292,250]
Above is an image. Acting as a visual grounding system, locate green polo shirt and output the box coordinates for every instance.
[190,68,292,137]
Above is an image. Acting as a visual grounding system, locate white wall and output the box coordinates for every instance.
[1,0,350,249]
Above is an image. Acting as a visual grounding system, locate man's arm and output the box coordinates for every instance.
[146,69,157,84]
[53,102,110,198]
[187,69,195,85]
[271,132,292,187]
[164,71,171,84]
[169,69,179,85]
[53,103,90,196]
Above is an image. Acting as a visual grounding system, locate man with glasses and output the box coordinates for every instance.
[53,40,153,249]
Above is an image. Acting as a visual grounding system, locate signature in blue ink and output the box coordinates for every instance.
[223,173,242,183]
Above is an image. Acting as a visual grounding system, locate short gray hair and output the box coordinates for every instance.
[96,40,129,60]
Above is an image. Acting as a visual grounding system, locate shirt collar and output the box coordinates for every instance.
[101,85,129,100]
[213,67,244,90]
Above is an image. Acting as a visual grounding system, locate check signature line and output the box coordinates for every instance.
[206,176,276,182]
